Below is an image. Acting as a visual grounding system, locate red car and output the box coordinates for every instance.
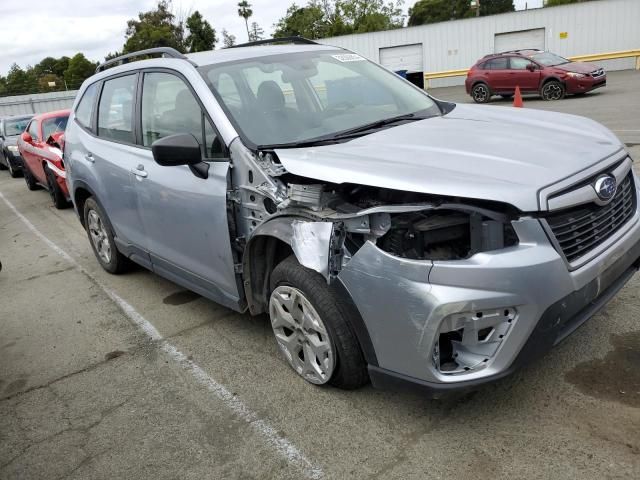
[465,50,606,103]
[18,110,70,208]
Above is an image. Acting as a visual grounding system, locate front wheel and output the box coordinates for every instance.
[540,80,565,101]
[83,197,130,274]
[23,164,39,189]
[471,83,491,103]
[269,256,368,389]
[7,158,21,178]
[44,165,69,209]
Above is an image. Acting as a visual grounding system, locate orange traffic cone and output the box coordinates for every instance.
[513,86,523,108]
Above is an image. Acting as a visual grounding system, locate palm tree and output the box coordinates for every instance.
[237,1,253,41]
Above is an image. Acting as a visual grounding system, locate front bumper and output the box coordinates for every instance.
[338,198,640,396]
[565,74,607,94]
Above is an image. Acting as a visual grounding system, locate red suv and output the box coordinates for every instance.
[465,50,606,103]
[17,110,70,208]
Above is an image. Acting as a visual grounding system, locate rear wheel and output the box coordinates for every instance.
[540,80,565,101]
[7,158,21,178]
[44,165,69,209]
[23,164,39,189]
[269,256,368,389]
[471,83,491,103]
[83,197,130,274]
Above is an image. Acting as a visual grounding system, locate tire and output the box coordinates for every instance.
[23,164,39,189]
[83,197,130,274]
[44,165,69,209]
[269,256,368,390]
[540,80,565,101]
[0,153,7,170]
[471,83,491,103]
[7,157,21,178]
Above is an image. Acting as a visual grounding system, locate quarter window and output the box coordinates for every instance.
[97,75,136,143]
[75,82,98,129]
[27,120,40,142]
[140,72,224,158]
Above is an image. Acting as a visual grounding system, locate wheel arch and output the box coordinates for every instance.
[242,217,378,366]
[541,76,565,87]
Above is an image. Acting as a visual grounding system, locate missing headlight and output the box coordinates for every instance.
[378,210,517,260]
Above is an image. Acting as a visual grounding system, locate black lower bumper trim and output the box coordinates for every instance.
[370,238,640,397]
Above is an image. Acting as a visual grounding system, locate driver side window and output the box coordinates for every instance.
[141,72,225,158]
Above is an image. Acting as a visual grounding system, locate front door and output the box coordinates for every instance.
[23,119,46,183]
[132,70,240,308]
[508,57,541,92]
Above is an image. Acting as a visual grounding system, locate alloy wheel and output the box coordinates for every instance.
[473,84,489,103]
[269,286,335,385]
[87,209,112,264]
[542,83,563,100]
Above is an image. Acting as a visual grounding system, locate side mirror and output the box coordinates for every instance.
[151,133,202,167]
[21,132,33,143]
[526,64,536,72]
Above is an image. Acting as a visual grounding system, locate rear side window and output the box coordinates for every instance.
[485,58,508,70]
[75,83,98,129]
[97,75,136,144]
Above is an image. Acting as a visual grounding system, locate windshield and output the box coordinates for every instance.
[530,52,569,66]
[42,115,69,140]
[4,117,32,136]
[199,50,441,147]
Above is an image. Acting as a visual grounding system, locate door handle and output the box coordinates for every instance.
[85,153,95,163]
[132,165,148,178]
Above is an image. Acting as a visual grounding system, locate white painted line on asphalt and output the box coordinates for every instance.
[0,191,324,480]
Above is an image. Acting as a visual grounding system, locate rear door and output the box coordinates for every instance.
[484,57,510,92]
[130,69,240,308]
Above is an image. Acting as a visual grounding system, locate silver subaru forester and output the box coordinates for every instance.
[64,39,640,396]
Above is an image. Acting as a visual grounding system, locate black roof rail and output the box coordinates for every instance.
[482,48,543,58]
[228,36,319,49]
[95,47,194,73]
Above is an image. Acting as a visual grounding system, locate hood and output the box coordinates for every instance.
[554,61,600,74]
[274,104,624,212]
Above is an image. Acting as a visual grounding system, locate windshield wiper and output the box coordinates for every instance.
[258,112,429,150]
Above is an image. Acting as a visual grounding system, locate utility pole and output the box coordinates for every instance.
[470,0,481,17]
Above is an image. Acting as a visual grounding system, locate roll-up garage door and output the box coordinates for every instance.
[379,44,424,73]
[494,28,545,53]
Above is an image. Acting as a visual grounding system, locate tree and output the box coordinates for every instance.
[222,29,237,48]
[185,11,217,52]
[248,22,265,42]
[53,57,70,79]
[123,0,186,54]
[63,54,97,90]
[408,0,471,26]
[38,74,65,92]
[480,0,514,15]
[238,1,253,41]
[274,0,403,39]
[4,64,38,95]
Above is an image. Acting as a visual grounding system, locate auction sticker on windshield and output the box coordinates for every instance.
[332,54,365,62]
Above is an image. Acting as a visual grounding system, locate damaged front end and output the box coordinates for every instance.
[229,139,543,384]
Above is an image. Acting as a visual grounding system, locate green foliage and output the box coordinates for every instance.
[38,73,65,92]
[238,1,254,40]
[185,11,217,52]
[249,22,265,42]
[123,0,186,54]
[274,0,404,39]
[63,53,98,90]
[222,29,237,48]
[408,0,513,26]
[4,64,38,96]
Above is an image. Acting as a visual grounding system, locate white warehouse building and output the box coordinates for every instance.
[319,0,640,88]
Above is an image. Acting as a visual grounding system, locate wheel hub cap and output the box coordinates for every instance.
[269,286,335,385]
[87,210,111,263]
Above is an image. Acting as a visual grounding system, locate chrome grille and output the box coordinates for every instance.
[546,173,636,263]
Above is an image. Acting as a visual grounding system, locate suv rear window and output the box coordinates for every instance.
[484,58,508,70]
[97,75,136,144]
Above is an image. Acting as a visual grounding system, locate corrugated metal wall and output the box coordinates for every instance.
[0,90,78,117]
[320,0,640,87]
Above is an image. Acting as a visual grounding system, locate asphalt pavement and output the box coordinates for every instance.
[1,69,639,479]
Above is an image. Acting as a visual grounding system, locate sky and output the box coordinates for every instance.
[0,0,544,76]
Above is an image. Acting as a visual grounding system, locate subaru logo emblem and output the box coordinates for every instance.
[594,175,617,201]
